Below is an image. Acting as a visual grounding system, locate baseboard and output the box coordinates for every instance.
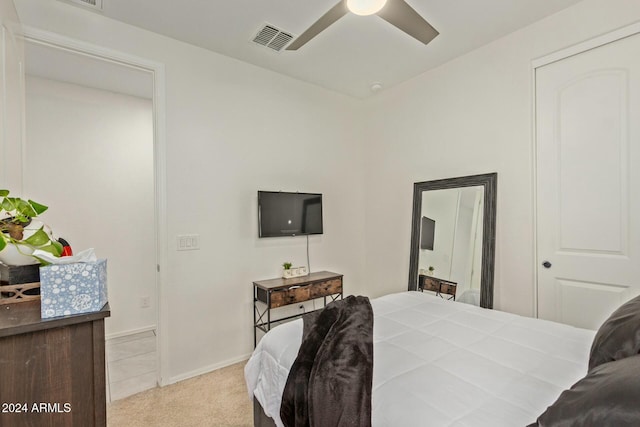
[165,353,252,386]
[105,325,156,340]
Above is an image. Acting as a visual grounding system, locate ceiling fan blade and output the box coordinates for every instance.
[377,0,439,45]
[286,1,348,50]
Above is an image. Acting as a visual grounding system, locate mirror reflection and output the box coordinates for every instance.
[408,173,497,309]
[417,187,484,306]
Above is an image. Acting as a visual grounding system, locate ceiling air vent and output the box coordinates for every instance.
[58,0,104,11]
[252,24,293,52]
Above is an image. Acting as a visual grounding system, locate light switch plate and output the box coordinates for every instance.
[177,234,200,251]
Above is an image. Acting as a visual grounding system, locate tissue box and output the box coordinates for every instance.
[40,259,108,319]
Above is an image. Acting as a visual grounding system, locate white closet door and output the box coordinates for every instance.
[536,33,640,330]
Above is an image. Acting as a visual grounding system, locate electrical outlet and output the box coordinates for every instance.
[140,296,151,308]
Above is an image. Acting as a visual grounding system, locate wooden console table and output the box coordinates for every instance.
[419,274,457,300]
[253,271,343,347]
[0,301,110,427]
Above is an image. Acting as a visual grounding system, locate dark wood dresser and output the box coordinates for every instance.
[0,300,110,427]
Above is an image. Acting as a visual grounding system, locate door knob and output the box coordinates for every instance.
[542,261,552,269]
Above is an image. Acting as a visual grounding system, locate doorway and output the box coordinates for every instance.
[21,33,167,398]
[534,27,640,329]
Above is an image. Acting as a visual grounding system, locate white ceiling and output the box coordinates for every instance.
[63,0,583,98]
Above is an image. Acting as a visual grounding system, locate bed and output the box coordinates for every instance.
[245,291,640,426]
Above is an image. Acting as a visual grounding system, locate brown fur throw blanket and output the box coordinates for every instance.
[280,295,373,427]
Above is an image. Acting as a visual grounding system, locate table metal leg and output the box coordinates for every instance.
[267,292,271,331]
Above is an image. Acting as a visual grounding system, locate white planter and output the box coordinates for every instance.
[0,243,38,266]
[0,219,49,266]
[282,266,308,279]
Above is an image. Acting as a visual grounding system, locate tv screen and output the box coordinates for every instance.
[258,191,323,237]
[421,216,435,250]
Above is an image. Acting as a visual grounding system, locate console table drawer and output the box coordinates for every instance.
[270,286,311,308]
[440,283,457,296]
[421,276,440,292]
[309,279,342,299]
[253,271,344,347]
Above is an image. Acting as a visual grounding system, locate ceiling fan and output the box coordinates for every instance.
[286,0,438,50]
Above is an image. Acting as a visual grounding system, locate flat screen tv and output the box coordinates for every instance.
[421,216,435,250]
[258,191,323,237]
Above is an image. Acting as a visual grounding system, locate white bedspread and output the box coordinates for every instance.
[245,291,595,427]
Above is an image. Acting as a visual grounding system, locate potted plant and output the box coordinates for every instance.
[0,189,62,266]
[282,261,293,278]
[427,266,435,276]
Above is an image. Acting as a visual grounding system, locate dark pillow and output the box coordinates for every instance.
[529,355,640,427]
[588,294,640,371]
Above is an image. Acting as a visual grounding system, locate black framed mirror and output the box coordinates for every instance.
[408,173,497,308]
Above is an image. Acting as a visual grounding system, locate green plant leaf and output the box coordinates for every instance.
[23,227,50,246]
[32,255,51,266]
[28,200,48,216]
[52,240,63,256]
[10,216,30,224]
[16,199,37,218]
[0,189,9,197]
[2,197,17,212]
[0,236,6,251]
[38,241,63,256]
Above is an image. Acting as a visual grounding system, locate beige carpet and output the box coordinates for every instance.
[107,361,253,427]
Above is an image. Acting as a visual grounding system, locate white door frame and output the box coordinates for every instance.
[20,26,170,386]
[531,21,640,318]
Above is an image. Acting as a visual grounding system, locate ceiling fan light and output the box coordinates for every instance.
[346,0,388,16]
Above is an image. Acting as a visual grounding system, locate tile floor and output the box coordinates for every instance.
[106,330,158,402]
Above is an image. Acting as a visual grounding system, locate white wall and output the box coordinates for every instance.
[0,0,24,192]
[23,76,156,337]
[14,0,365,383]
[361,0,640,316]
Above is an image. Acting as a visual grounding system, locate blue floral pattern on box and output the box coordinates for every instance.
[40,259,108,319]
